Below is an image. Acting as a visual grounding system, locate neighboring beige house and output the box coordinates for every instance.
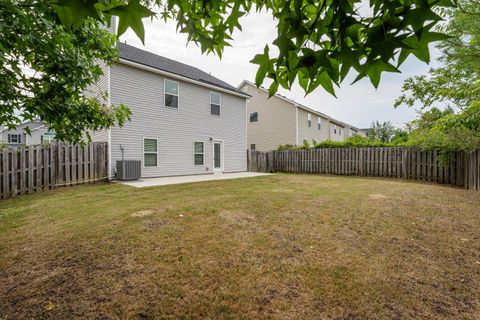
[239,80,364,151]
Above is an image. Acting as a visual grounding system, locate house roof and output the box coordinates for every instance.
[118,42,249,97]
[0,120,46,133]
[238,80,362,131]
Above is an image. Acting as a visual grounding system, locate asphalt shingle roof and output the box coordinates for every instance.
[118,42,247,96]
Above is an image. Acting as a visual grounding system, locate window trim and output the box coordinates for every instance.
[249,112,258,122]
[317,117,322,130]
[8,133,21,144]
[164,79,179,109]
[193,141,205,166]
[210,92,221,116]
[143,137,159,167]
[307,113,312,127]
[41,133,54,144]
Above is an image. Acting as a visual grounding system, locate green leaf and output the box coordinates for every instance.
[268,81,278,97]
[250,45,270,87]
[51,0,101,27]
[105,0,155,44]
[365,60,400,88]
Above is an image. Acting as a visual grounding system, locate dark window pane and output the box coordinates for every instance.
[144,153,157,167]
[194,154,204,165]
[250,112,258,122]
[214,143,221,168]
[211,104,220,115]
[165,94,178,108]
[250,144,256,150]
[144,139,157,153]
[308,120,311,127]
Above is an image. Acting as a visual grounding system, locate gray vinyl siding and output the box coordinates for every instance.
[109,63,247,178]
[85,58,111,143]
[242,83,296,151]
[297,108,330,145]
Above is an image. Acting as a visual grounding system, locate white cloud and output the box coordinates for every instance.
[120,12,440,128]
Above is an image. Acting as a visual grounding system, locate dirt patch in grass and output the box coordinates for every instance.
[1,174,479,319]
[219,210,256,226]
[131,210,155,217]
[368,193,389,200]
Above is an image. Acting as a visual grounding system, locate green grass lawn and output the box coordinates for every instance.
[1,174,479,319]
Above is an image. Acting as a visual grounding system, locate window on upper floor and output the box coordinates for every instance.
[317,117,321,130]
[250,144,256,150]
[334,125,337,134]
[339,128,342,135]
[8,134,21,144]
[164,79,179,108]
[144,138,158,167]
[210,92,221,116]
[307,113,312,127]
[194,141,204,165]
[250,112,258,122]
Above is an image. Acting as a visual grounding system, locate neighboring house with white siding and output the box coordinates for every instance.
[90,43,250,179]
[239,80,364,151]
[0,121,55,147]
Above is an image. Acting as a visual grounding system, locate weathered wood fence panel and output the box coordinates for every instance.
[0,142,109,199]
[248,147,480,190]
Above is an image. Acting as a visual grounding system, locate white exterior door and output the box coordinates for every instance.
[213,141,223,173]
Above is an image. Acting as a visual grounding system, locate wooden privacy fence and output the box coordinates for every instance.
[248,148,480,190]
[1,142,109,199]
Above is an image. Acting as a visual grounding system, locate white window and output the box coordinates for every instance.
[41,132,55,144]
[8,134,21,144]
[334,125,337,134]
[307,113,312,127]
[339,128,342,135]
[210,92,221,115]
[144,138,158,167]
[164,79,179,108]
[194,141,204,165]
[317,117,322,130]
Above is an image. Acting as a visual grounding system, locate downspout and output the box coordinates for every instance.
[295,105,299,146]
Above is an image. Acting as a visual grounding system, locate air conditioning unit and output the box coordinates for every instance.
[116,160,141,181]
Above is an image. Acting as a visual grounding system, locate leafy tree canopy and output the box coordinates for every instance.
[395,0,480,152]
[1,0,456,143]
[368,120,395,143]
[1,0,131,142]
[51,0,454,96]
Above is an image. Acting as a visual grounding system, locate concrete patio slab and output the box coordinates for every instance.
[119,172,272,188]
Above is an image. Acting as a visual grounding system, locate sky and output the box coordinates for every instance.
[120,11,441,129]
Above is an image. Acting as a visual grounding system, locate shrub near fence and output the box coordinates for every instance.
[1,142,109,199]
[248,148,480,190]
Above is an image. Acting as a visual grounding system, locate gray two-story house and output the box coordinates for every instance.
[90,43,250,179]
